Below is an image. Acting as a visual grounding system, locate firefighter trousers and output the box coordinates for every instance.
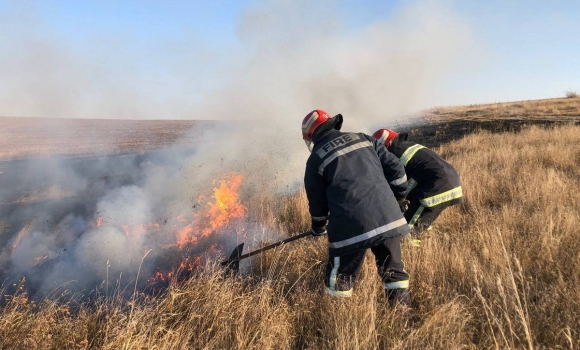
[404,199,449,237]
[324,237,409,297]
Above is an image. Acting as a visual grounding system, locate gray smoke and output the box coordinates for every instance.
[0,0,478,128]
[207,0,479,131]
[0,0,480,297]
[1,123,301,296]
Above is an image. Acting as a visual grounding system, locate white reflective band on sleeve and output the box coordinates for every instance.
[399,144,426,166]
[390,174,407,186]
[383,280,409,289]
[329,257,340,291]
[324,286,353,297]
[311,215,327,221]
[318,141,372,175]
[420,186,463,207]
[328,218,408,249]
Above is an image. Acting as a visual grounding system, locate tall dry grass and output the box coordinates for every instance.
[1,125,579,349]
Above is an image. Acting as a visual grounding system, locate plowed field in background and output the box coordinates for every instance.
[3,97,579,161]
[0,117,213,161]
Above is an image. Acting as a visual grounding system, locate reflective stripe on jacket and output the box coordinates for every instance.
[305,130,410,256]
[388,134,463,207]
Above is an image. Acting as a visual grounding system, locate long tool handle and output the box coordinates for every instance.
[237,231,311,261]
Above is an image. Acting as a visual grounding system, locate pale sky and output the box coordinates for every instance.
[0,0,578,119]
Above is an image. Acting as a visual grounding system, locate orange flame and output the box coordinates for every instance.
[177,174,246,247]
[201,174,246,235]
[88,173,247,286]
[147,256,202,283]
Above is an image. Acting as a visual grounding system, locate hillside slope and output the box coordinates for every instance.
[402,97,580,147]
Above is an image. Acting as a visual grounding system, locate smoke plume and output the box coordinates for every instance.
[0,0,478,127]
[0,0,479,298]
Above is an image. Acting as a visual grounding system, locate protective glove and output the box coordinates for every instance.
[310,218,327,236]
[397,198,410,213]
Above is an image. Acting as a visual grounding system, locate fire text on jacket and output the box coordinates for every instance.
[316,134,360,158]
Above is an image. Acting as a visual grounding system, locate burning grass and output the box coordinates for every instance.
[1,124,580,349]
[0,172,259,299]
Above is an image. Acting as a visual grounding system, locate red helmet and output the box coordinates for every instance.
[372,128,399,147]
[302,109,332,141]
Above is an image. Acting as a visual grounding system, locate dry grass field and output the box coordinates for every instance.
[1,119,579,348]
[0,121,580,349]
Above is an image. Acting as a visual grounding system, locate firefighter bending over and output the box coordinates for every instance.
[302,110,411,305]
[372,128,464,246]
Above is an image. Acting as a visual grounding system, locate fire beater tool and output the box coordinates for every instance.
[221,231,313,273]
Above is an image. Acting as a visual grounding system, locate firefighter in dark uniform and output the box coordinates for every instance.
[372,128,464,246]
[302,110,411,304]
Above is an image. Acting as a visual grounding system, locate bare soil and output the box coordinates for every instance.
[3,97,578,160]
[0,117,213,161]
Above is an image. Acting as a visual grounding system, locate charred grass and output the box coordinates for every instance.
[404,97,580,148]
[1,124,580,349]
[423,97,580,121]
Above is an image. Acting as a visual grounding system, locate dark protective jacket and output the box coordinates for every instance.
[388,133,463,208]
[304,127,410,257]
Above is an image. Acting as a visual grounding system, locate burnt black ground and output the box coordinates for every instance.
[399,118,580,148]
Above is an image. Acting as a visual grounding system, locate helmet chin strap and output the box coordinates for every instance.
[304,140,313,152]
